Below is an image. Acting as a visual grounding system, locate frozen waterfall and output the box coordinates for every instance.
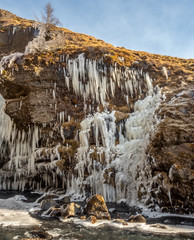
[0,54,163,207]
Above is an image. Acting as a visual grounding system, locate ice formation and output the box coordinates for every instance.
[24,24,47,55]
[0,52,24,74]
[65,90,162,204]
[0,95,41,190]
[0,51,164,206]
[60,54,154,106]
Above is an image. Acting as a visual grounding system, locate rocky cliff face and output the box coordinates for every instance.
[0,9,193,214]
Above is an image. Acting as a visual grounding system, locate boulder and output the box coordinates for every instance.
[58,195,70,204]
[87,215,97,224]
[128,214,146,223]
[61,202,81,218]
[44,206,61,217]
[85,194,111,220]
[40,199,58,211]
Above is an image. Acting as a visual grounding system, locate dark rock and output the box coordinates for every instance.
[40,199,58,211]
[161,207,168,212]
[128,214,146,223]
[109,208,117,213]
[29,229,53,240]
[85,194,111,220]
[44,206,61,217]
[59,195,70,204]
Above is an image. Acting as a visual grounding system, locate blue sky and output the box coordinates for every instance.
[1,0,194,58]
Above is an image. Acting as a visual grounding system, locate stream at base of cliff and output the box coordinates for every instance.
[0,192,193,240]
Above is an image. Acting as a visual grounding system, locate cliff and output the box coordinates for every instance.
[0,9,193,214]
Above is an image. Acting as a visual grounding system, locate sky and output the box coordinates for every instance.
[1,0,194,59]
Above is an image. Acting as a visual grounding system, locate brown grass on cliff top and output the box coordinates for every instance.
[46,24,194,73]
[0,8,194,72]
[0,9,34,27]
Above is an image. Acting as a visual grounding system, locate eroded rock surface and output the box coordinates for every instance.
[147,88,194,212]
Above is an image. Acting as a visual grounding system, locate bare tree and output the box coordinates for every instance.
[40,2,61,26]
[27,2,64,54]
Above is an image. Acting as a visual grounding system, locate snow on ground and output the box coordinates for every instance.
[0,195,41,228]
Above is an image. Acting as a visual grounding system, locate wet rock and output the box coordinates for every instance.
[147,88,194,212]
[44,206,61,217]
[59,195,70,204]
[128,214,146,223]
[109,208,116,213]
[150,223,167,229]
[80,215,87,220]
[169,163,194,183]
[161,207,168,212]
[40,199,58,211]
[85,194,111,220]
[61,202,81,218]
[87,215,97,224]
[28,229,53,240]
[36,193,57,203]
[113,219,128,225]
[122,221,128,226]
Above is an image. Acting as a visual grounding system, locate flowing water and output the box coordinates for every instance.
[0,192,193,240]
[0,222,193,240]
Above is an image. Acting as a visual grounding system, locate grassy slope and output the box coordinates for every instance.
[0,8,193,74]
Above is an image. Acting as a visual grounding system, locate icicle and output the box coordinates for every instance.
[145,72,153,93]
[162,66,168,80]
[64,89,162,203]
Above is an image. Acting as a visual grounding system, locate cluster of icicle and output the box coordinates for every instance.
[59,54,153,106]
[0,22,65,190]
[0,48,163,205]
[0,96,65,191]
[0,95,41,190]
[65,88,162,204]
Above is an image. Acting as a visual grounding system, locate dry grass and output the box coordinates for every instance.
[0,9,34,27]
[1,8,194,73]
